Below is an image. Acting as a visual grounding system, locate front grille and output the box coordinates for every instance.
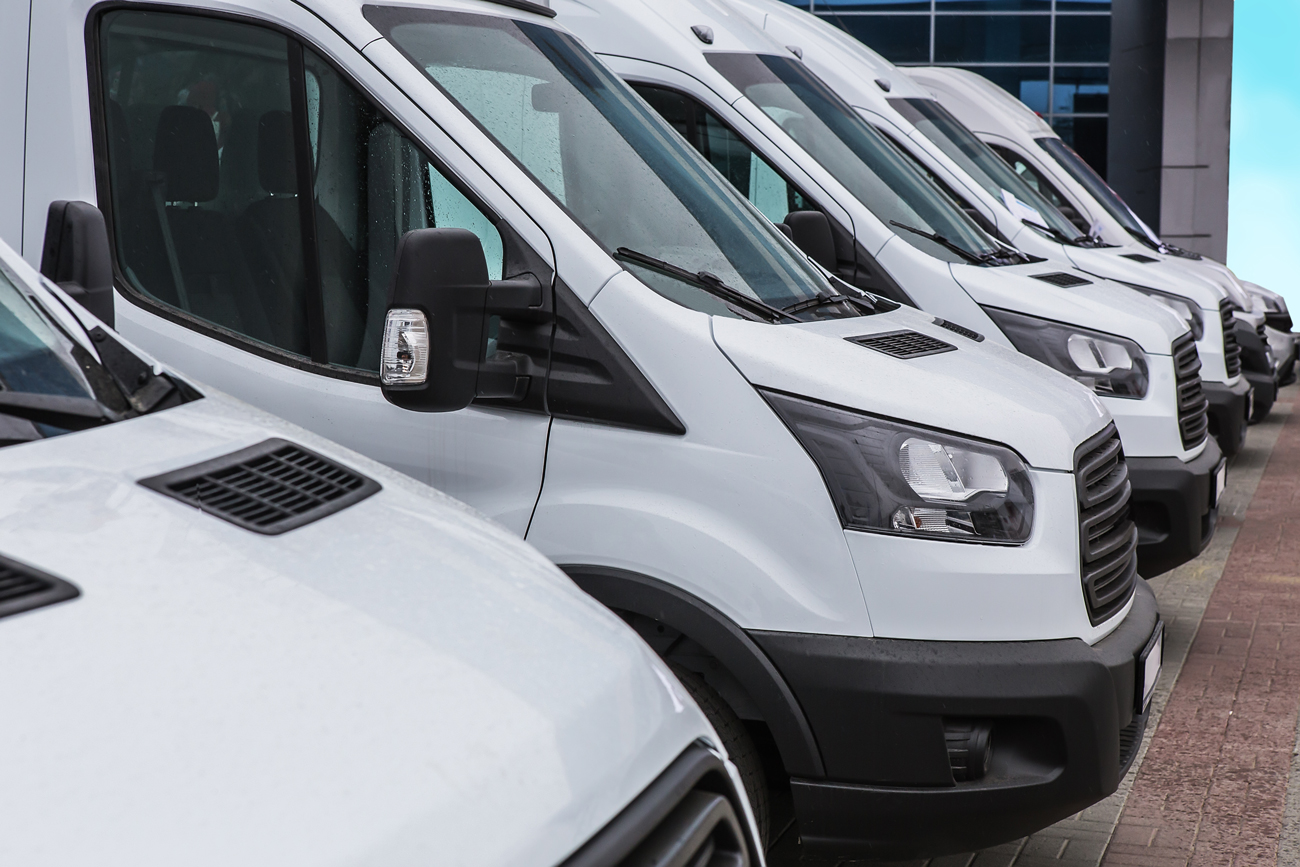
[1032,272,1092,287]
[1121,253,1159,264]
[1265,311,1293,332]
[1257,321,1268,341]
[933,317,985,342]
[0,555,80,620]
[1074,425,1138,625]
[561,744,755,867]
[849,330,956,359]
[1221,299,1242,377]
[139,439,381,535]
[1172,334,1210,449]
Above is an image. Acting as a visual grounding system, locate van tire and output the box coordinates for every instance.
[671,665,770,845]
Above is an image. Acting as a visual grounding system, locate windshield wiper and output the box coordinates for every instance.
[1125,226,1166,253]
[1021,218,1095,247]
[615,248,799,323]
[0,391,119,431]
[888,220,1008,266]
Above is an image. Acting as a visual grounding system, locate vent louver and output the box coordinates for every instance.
[1031,272,1093,287]
[140,439,380,535]
[1220,300,1242,377]
[849,330,956,359]
[0,555,80,620]
[1121,253,1159,264]
[933,318,985,342]
[1172,334,1210,449]
[1074,424,1138,625]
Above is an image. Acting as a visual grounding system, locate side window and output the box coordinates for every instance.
[630,83,811,225]
[98,11,502,373]
[989,144,1091,234]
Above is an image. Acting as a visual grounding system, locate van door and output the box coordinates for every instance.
[86,7,553,532]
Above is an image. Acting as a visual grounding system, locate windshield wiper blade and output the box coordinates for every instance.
[888,220,997,265]
[1021,218,1092,247]
[615,248,798,323]
[1125,226,1166,252]
[0,391,119,431]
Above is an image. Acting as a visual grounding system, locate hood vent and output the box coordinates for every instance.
[933,317,985,342]
[1121,253,1159,264]
[1032,272,1092,287]
[0,555,80,620]
[849,330,956,359]
[140,439,380,535]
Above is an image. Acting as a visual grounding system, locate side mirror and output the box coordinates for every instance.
[783,210,836,272]
[380,228,545,413]
[40,201,115,327]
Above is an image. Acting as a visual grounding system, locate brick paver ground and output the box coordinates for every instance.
[769,386,1299,867]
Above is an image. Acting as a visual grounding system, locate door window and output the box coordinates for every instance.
[630,83,812,226]
[98,10,502,373]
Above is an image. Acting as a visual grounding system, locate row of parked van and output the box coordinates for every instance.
[0,0,1288,862]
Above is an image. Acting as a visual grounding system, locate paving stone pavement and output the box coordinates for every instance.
[768,386,1297,867]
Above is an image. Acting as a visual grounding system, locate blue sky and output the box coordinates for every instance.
[1227,0,1300,308]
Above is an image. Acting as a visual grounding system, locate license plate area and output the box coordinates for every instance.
[1212,459,1227,508]
[1136,620,1164,713]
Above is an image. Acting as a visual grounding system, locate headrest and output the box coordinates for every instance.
[257,111,297,195]
[152,105,219,203]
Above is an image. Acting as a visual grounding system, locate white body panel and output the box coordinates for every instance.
[0,245,716,867]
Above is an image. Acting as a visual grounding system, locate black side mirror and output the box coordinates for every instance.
[40,201,115,327]
[380,228,545,413]
[783,210,837,272]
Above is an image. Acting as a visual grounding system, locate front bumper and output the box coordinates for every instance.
[1245,369,1278,423]
[1128,439,1224,577]
[1204,378,1251,457]
[754,582,1161,859]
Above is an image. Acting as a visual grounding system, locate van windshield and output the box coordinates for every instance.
[1038,137,1160,247]
[889,98,1086,243]
[367,8,862,320]
[705,53,1007,265]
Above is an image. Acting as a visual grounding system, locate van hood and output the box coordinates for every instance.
[0,394,707,867]
[1063,246,1229,310]
[951,262,1190,353]
[712,303,1110,470]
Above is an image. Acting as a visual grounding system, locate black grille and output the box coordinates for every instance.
[933,317,985,342]
[139,439,381,535]
[1074,425,1138,625]
[1257,320,1268,342]
[0,555,80,620]
[1265,311,1293,332]
[561,744,755,867]
[1172,334,1210,449]
[1121,253,1159,264]
[849,330,956,359]
[1221,299,1242,377]
[1032,272,1092,287]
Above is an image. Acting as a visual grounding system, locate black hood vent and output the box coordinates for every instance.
[1032,272,1092,287]
[0,555,80,620]
[140,439,380,535]
[1121,253,1159,264]
[849,330,956,359]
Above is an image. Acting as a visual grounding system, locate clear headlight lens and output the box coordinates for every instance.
[984,307,1150,399]
[1125,285,1203,340]
[764,391,1034,544]
[380,308,430,386]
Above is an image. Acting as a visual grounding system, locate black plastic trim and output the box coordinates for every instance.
[1127,440,1222,577]
[563,565,823,777]
[1203,378,1251,457]
[0,555,81,621]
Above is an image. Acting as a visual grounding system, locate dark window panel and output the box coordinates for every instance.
[935,0,1051,10]
[1052,116,1108,179]
[1053,66,1108,113]
[950,65,1050,113]
[1054,13,1111,62]
[934,15,1050,63]
[820,13,932,62]
[812,0,929,9]
[1056,0,1111,10]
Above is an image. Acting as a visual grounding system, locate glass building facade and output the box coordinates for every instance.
[790,0,1112,176]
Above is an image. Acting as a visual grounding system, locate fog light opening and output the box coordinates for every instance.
[945,719,994,782]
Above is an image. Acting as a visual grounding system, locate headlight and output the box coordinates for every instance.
[763,391,1034,544]
[983,307,1150,399]
[1123,285,1203,340]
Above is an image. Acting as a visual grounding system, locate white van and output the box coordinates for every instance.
[7,0,1161,858]
[895,64,1283,418]
[554,0,1224,577]
[0,233,755,866]
[720,0,1262,449]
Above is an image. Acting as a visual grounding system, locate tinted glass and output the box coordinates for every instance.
[373,9,835,316]
[1050,116,1107,179]
[1052,66,1109,114]
[934,15,1050,63]
[935,0,1050,8]
[0,268,95,401]
[1053,14,1110,62]
[100,11,308,355]
[891,98,1082,238]
[824,14,931,63]
[1038,136,1149,237]
[631,83,812,224]
[956,66,1051,113]
[708,53,1002,262]
[988,143,1092,233]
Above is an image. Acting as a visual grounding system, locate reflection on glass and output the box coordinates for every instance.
[1054,14,1110,63]
[1051,117,1108,179]
[935,15,1050,63]
[1052,66,1108,114]
[823,14,932,63]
